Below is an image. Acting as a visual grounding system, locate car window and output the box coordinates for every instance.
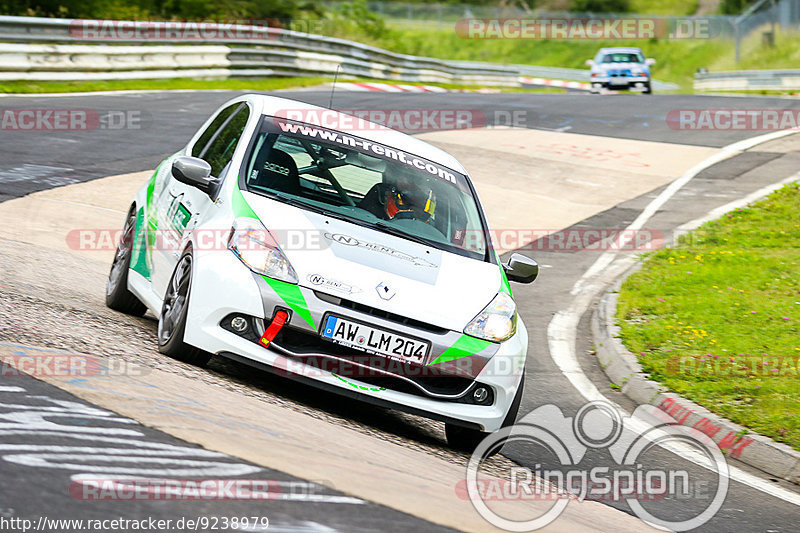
[601,52,644,64]
[243,119,490,261]
[199,105,250,178]
[190,103,241,158]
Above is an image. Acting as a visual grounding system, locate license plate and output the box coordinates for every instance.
[610,77,627,85]
[321,315,430,363]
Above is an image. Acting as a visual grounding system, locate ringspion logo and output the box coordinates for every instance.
[462,401,728,531]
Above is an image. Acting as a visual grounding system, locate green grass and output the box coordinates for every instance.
[0,76,568,95]
[709,26,800,72]
[326,19,800,92]
[6,17,800,95]
[616,182,800,450]
[0,77,333,94]
[321,22,732,90]
[629,0,700,15]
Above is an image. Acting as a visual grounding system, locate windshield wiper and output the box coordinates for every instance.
[267,191,336,217]
[369,221,437,248]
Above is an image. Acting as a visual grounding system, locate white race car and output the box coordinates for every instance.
[106,94,538,450]
[587,47,655,94]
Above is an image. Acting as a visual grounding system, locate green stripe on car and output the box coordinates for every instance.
[234,180,315,329]
[496,251,513,298]
[262,275,315,329]
[430,334,492,365]
[231,179,258,219]
[130,207,150,280]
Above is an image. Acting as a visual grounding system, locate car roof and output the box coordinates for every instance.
[597,47,644,54]
[235,94,469,175]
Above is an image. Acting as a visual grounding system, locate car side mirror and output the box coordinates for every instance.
[585,59,594,66]
[503,253,538,284]
[646,58,656,65]
[172,156,215,194]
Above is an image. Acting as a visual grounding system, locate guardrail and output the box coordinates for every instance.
[694,70,800,92]
[0,42,232,81]
[0,15,678,90]
[0,16,519,86]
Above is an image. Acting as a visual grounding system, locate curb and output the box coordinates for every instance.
[592,250,800,485]
[519,76,590,91]
[328,82,452,93]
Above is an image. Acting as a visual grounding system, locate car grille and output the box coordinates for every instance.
[273,326,478,399]
[313,291,448,334]
[220,313,488,402]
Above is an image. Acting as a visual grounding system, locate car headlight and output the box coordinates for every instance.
[464,292,517,342]
[227,218,298,284]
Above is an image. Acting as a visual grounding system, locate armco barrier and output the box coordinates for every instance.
[0,15,678,90]
[0,43,230,81]
[0,16,517,86]
[695,69,800,92]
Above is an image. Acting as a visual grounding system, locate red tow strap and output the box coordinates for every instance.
[259,310,288,348]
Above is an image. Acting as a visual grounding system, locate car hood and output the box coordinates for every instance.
[595,62,648,73]
[243,192,503,332]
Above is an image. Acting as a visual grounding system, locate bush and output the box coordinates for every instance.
[570,0,632,13]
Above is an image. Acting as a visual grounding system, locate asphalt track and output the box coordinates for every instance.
[1,90,800,532]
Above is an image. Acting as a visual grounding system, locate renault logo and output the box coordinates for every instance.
[376,282,396,300]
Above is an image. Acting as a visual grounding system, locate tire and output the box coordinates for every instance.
[157,249,211,366]
[106,206,147,316]
[446,373,526,454]
[643,82,652,94]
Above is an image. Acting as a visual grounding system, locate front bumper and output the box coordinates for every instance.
[184,248,528,433]
[591,76,650,91]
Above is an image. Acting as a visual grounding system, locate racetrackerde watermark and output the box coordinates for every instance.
[69,19,279,41]
[70,478,331,502]
[0,352,148,378]
[66,228,664,253]
[1,109,147,131]
[462,401,729,531]
[273,108,486,132]
[67,18,337,41]
[456,18,717,40]
[272,110,560,132]
[668,109,800,130]
[666,355,800,377]
[0,516,267,532]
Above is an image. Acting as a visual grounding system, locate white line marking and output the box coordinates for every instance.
[546,128,800,506]
[0,164,74,184]
[0,89,234,98]
[571,127,800,296]
[674,172,800,239]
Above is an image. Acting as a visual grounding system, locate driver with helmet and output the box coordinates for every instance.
[359,166,437,222]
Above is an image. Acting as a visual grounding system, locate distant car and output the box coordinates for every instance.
[587,47,655,94]
[105,94,539,451]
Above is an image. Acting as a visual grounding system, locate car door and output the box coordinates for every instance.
[151,102,251,298]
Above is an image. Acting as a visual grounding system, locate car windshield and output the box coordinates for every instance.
[601,52,644,64]
[242,116,489,261]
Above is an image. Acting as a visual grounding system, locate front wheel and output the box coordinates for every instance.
[643,82,652,94]
[446,373,525,453]
[157,250,211,366]
[106,206,147,316]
